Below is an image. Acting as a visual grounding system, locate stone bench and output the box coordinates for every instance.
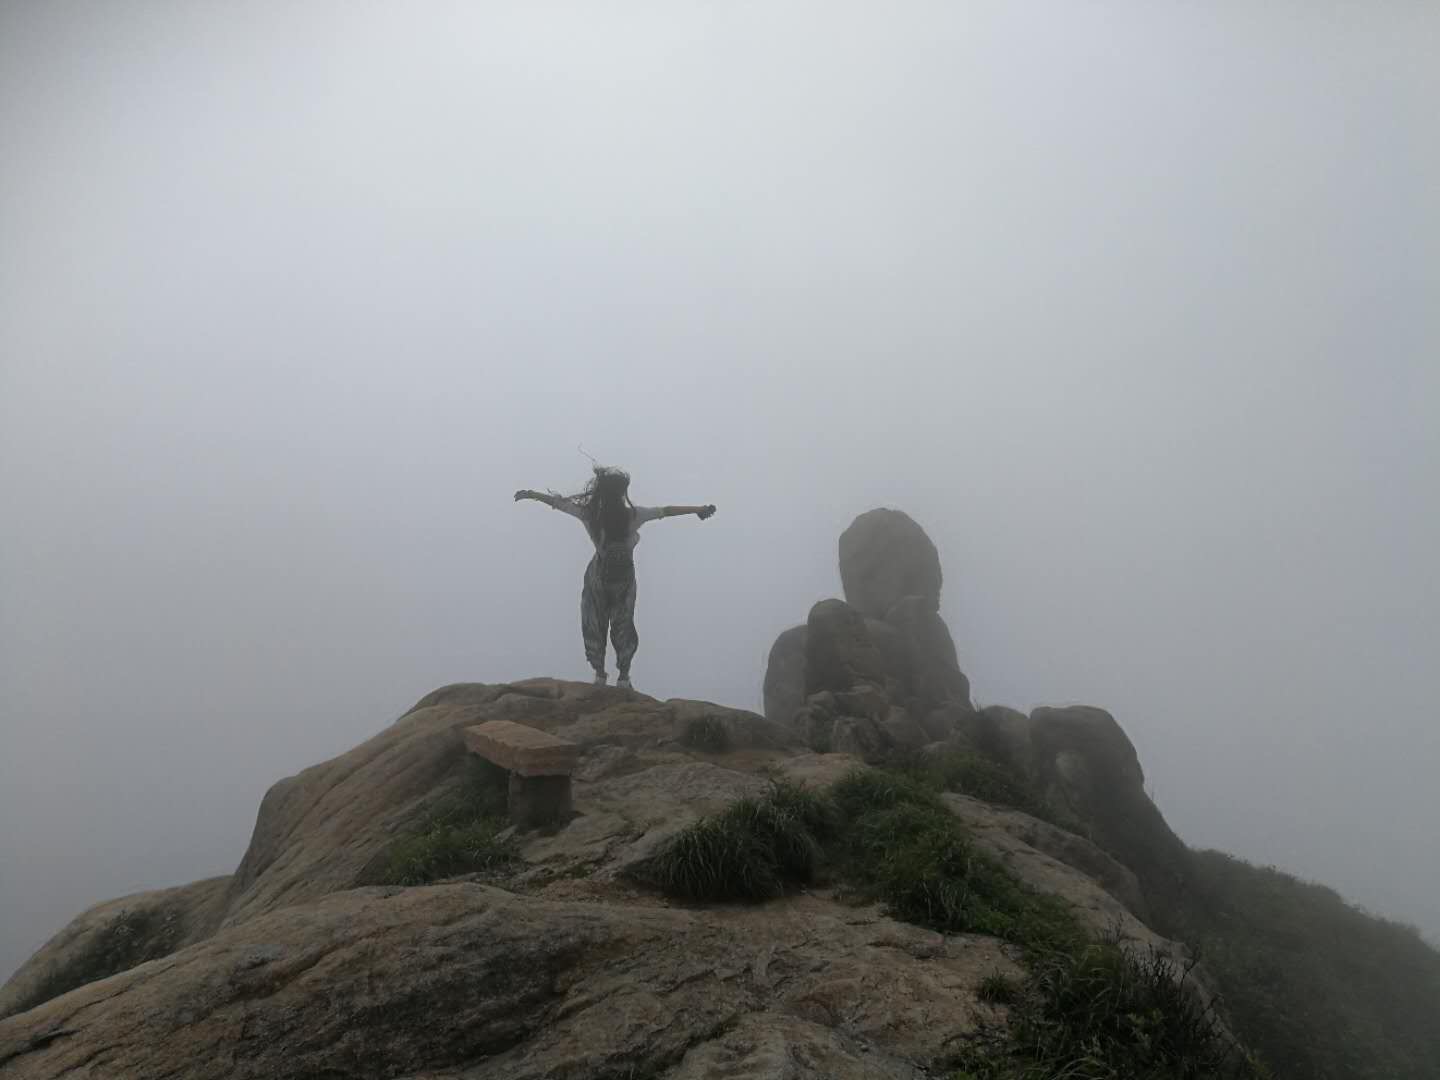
[464,720,580,828]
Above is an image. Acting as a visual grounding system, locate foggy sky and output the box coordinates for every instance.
[2,1,1437,981]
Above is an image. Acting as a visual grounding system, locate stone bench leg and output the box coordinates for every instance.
[508,773,572,828]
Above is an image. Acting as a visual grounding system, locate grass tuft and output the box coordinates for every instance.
[636,801,785,900]
[375,818,516,887]
[978,971,1021,1006]
[766,777,844,847]
[365,756,517,886]
[630,780,837,901]
[953,939,1263,1080]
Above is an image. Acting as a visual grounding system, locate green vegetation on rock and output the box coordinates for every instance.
[636,763,1261,1080]
[629,780,833,900]
[679,715,731,754]
[362,757,518,887]
[977,971,1021,1006]
[1178,850,1440,1080]
[899,747,1048,818]
[827,767,1082,953]
[952,940,1267,1080]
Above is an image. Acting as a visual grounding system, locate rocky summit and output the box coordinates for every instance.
[0,677,1177,1079]
[3,510,1438,1080]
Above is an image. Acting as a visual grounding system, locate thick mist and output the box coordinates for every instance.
[2,1,1437,980]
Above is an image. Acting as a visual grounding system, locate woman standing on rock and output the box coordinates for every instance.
[514,467,716,690]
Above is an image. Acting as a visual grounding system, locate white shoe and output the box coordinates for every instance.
[593,672,609,686]
[617,675,633,690]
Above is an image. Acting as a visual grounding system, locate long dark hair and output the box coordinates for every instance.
[570,467,633,546]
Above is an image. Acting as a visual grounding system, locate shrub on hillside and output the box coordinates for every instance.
[953,939,1264,1080]
[1182,850,1440,1080]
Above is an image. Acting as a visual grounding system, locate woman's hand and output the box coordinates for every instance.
[514,489,540,502]
[698,504,717,520]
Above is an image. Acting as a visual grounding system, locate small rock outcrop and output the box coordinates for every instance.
[764,509,974,763]
[760,508,1189,930]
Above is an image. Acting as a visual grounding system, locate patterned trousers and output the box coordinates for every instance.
[581,547,638,676]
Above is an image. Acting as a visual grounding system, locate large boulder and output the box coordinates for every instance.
[967,704,1033,772]
[839,509,943,619]
[793,692,889,759]
[803,599,886,695]
[763,615,922,729]
[864,616,910,693]
[762,624,808,725]
[942,793,1155,930]
[765,511,972,743]
[879,706,930,751]
[1030,706,1144,791]
[1029,705,1193,921]
[883,596,972,714]
[921,704,1033,771]
[794,600,901,760]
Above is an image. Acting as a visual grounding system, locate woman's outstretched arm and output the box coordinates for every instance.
[516,489,585,518]
[649,504,717,521]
